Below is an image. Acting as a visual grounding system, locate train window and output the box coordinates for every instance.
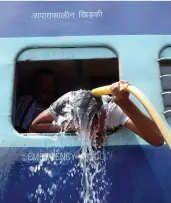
[12,47,119,135]
[158,46,171,126]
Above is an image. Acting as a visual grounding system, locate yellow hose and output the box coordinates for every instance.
[91,85,171,149]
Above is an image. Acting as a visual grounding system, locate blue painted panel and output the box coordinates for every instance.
[1,1,171,37]
[0,146,171,203]
[0,36,171,148]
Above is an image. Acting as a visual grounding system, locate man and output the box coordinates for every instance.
[14,68,56,133]
[29,80,164,147]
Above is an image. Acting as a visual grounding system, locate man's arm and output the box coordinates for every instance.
[111,80,164,147]
[115,97,164,146]
[29,109,76,133]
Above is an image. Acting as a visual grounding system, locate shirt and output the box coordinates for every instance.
[101,95,129,129]
[15,95,45,131]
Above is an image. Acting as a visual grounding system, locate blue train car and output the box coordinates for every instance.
[0,1,171,203]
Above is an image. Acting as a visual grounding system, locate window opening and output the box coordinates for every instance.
[12,47,119,135]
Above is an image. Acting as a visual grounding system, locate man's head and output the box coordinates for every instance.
[71,90,106,136]
[33,68,56,106]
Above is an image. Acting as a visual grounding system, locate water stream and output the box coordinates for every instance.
[27,90,112,203]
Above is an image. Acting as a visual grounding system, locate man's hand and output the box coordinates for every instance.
[110,80,131,100]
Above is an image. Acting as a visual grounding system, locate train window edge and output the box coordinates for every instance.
[158,45,171,127]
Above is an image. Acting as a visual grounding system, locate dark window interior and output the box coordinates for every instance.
[15,58,119,97]
[13,58,119,133]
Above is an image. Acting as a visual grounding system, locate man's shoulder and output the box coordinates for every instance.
[102,95,117,110]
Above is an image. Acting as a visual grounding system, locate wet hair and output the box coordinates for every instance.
[71,90,104,129]
[50,90,104,132]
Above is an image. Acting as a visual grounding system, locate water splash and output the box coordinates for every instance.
[27,90,112,203]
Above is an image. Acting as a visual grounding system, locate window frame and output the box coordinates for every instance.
[13,45,119,137]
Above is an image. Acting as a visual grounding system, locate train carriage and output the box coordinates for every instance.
[0,1,171,203]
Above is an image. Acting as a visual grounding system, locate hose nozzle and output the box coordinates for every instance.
[91,85,112,97]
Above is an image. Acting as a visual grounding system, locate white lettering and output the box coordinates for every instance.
[78,10,103,19]
[31,10,102,20]
[65,153,71,160]
[94,10,103,18]
[78,10,89,18]
[28,152,34,161]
